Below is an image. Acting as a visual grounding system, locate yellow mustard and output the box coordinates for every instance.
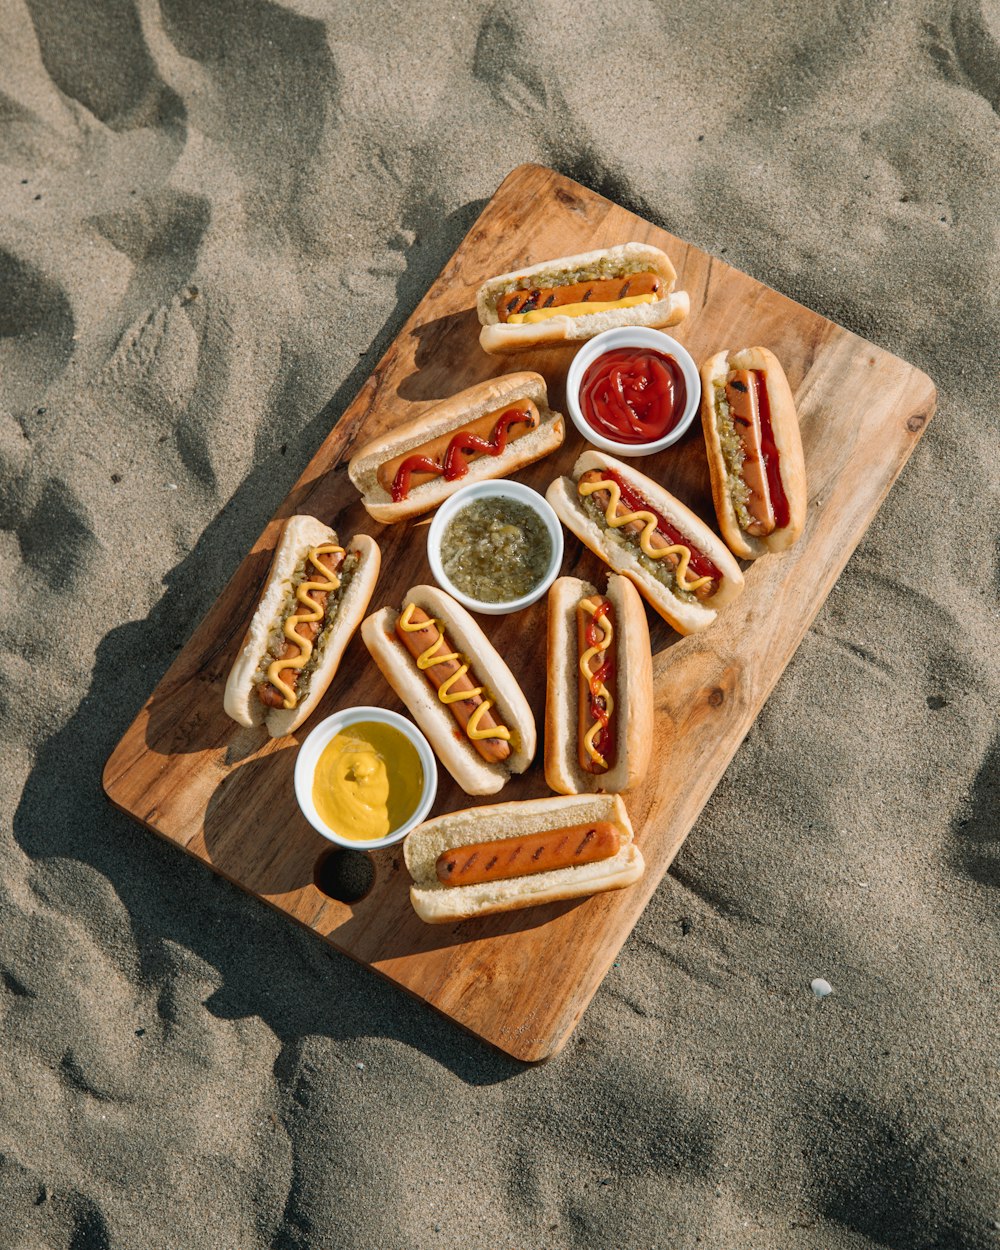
[312,721,423,842]
[506,293,657,324]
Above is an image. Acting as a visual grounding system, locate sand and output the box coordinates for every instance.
[2,0,998,1246]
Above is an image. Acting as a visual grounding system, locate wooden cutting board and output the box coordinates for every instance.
[103,163,935,1062]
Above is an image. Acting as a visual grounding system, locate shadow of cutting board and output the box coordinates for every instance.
[103,164,936,1062]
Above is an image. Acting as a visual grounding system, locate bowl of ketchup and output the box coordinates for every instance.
[565,327,700,457]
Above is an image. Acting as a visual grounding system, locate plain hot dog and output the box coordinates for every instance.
[404,793,643,923]
[435,821,621,886]
[223,516,381,738]
[362,585,536,796]
[546,452,744,636]
[349,373,563,523]
[394,603,511,766]
[545,574,653,796]
[700,347,807,559]
[477,242,689,354]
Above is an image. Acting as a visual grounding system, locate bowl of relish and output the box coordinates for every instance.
[565,327,700,456]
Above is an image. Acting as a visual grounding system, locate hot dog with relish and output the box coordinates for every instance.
[223,515,381,737]
[477,242,689,354]
[700,346,807,558]
[546,452,744,635]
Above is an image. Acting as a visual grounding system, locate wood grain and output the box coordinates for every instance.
[103,164,936,1061]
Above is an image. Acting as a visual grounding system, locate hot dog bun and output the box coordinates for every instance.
[477,243,689,354]
[405,793,643,923]
[546,451,744,635]
[224,516,381,737]
[700,346,807,559]
[544,574,653,795]
[348,372,564,523]
[361,585,535,795]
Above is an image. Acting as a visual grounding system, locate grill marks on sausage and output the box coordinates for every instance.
[435,821,621,886]
[497,272,662,321]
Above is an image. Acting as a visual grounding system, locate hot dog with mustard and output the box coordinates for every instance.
[224,515,381,737]
[477,242,689,354]
[361,585,535,795]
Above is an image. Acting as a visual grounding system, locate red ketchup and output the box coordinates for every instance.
[752,371,791,531]
[390,407,531,503]
[579,348,686,445]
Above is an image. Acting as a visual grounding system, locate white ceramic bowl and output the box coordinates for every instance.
[426,479,563,615]
[564,327,701,457]
[293,706,437,851]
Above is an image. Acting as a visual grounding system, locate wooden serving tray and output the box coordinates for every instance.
[103,164,935,1062]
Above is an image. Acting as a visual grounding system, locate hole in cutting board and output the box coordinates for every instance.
[313,848,376,904]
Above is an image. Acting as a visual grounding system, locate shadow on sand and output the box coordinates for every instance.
[13,194,532,1084]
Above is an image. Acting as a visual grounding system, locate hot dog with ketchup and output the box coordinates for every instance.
[700,346,807,559]
[362,585,535,795]
[546,452,744,635]
[477,242,689,354]
[404,793,643,923]
[348,373,564,523]
[224,515,381,737]
[545,575,653,795]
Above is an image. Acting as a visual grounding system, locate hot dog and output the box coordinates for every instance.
[546,451,744,635]
[224,515,381,737]
[404,793,643,923]
[436,821,621,885]
[361,585,535,795]
[348,372,564,523]
[394,604,511,766]
[700,347,807,558]
[477,242,689,354]
[545,574,653,795]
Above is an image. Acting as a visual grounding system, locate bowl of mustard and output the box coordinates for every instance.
[293,707,437,851]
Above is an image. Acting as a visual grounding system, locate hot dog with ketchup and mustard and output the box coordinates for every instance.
[545,574,653,796]
[546,451,744,635]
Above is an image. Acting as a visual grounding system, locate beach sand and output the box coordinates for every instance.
[2,1,998,1246]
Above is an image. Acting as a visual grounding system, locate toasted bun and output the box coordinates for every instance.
[546,452,744,635]
[405,793,644,923]
[544,575,653,795]
[477,243,689,354]
[224,519,381,737]
[348,373,564,523]
[700,347,808,559]
[361,585,535,795]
